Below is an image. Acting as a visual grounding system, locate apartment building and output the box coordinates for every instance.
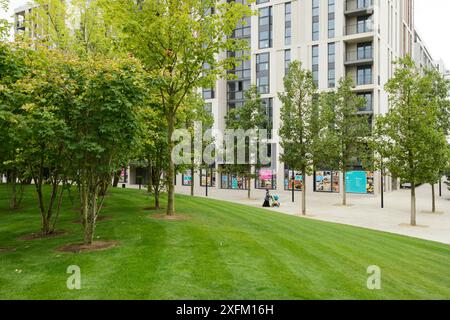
[12,1,438,195]
[173,0,424,196]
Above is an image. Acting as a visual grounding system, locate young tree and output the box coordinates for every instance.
[5,46,74,233]
[0,42,30,210]
[135,105,169,210]
[322,78,370,206]
[278,61,318,215]
[181,94,214,197]
[109,0,252,215]
[422,69,450,212]
[225,86,268,200]
[377,56,443,225]
[67,55,147,244]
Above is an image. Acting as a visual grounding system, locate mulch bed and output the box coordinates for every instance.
[18,230,68,241]
[56,240,119,253]
[148,214,191,221]
[0,247,16,254]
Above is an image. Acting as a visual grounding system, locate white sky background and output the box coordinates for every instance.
[1,0,450,69]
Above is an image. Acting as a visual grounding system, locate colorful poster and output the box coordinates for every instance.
[183,174,192,186]
[232,176,238,189]
[345,171,367,194]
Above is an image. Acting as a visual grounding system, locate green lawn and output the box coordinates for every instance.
[0,185,449,300]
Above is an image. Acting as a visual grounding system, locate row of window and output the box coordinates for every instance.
[181,168,375,194]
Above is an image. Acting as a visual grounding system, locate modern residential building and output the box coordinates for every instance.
[413,30,435,71]
[12,1,442,195]
[171,0,425,196]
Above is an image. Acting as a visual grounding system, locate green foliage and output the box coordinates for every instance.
[225,85,267,173]
[0,0,9,40]
[107,0,252,214]
[376,57,446,185]
[322,78,370,172]
[278,60,318,175]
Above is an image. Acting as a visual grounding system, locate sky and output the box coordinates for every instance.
[1,0,450,69]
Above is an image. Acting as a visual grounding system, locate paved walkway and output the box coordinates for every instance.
[174,182,450,245]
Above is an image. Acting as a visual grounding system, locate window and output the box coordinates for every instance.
[262,98,273,138]
[256,0,269,3]
[285,2,292,45]
[328,0,335,38]
[221,172,248,190]
[284,49,291,75]
[357,16,372,34]
[259,6,272,49]
[357,66,372,85]
[200,168,216,187]
[357,42,373,60]
[256,52,270,93]
[284,165,303,191]
[314,171,340,193]
[312,45,319,86]
[312,0,319,41]
[255,168,277,190]
[357,92,373,111]
[328,43,335,88]
[357,0,373,9]
[227,13,251,113]
[202,88,214,100]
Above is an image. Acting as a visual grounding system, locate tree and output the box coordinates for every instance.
[2,45,75,233]
[422,69,450,212]
[321,78,370,206]
[180,94,214,197]
[278,61,319,215]
[135,105,169,210]
[225,86,268,200]
[109,0,252,215]
[0,42,31,210]
[376,56,443,225]
[67,55,147,244]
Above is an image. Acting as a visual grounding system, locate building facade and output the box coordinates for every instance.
[13,1,441,195]
[174,0,423,196]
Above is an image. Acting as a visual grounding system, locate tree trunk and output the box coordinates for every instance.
[154,188,160,210]
[302,167,306,215]
[166,114,175,216]
[147,162,153,193]
[342,170,347,206]
[411,183,417,226]
[112,170,121,187]
[431,183,436,213]
[8,170,18,210]
[190,165,194,196]
[84,184,98,245]
[247,173,251,200]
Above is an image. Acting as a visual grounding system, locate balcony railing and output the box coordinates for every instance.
[344,20,373,36]
[345,49,373,64]
[346,0,374,12]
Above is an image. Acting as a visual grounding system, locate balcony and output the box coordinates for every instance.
[344,48,373,66]
[344,20,374,36]
[345,0,374,17]
[347,73,373,87]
